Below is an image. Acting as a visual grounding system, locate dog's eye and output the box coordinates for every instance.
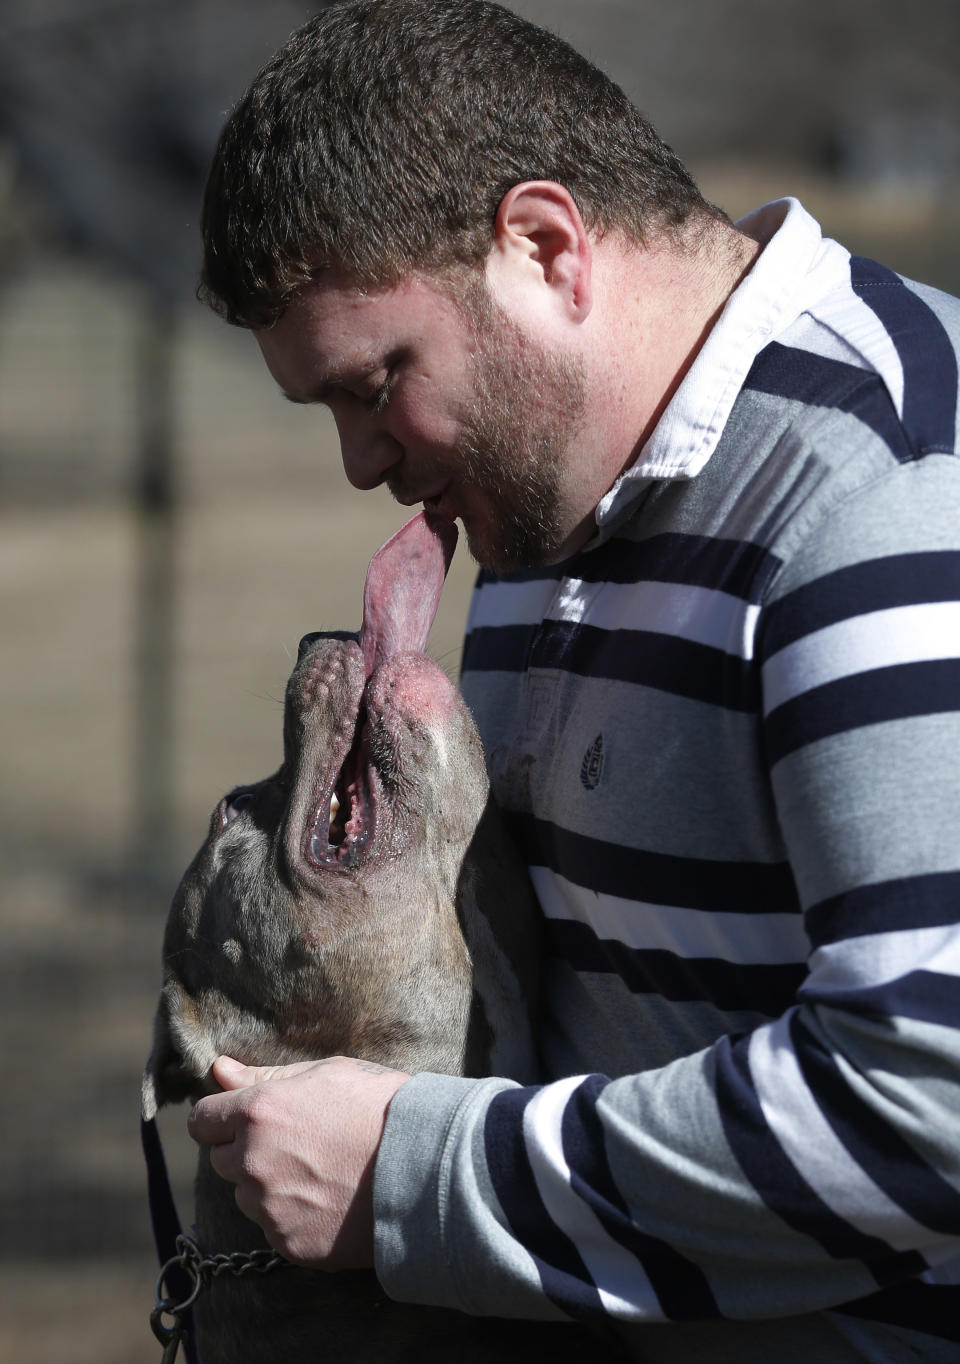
[223,791,255,825]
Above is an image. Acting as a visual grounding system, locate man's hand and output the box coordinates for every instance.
[187,1054,410,1268]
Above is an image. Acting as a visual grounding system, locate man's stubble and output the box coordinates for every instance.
[389,280,588,576]
[458,305,587,573]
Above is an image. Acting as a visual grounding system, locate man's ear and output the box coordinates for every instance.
[487,181,593,323]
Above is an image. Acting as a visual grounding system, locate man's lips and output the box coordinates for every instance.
[391,490,461,531]
[423,492,454,520]
[387,472,455,517]
[391,483,446,508]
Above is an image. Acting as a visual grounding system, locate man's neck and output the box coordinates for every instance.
[584,219,761,495]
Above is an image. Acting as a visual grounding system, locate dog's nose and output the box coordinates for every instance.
[296,630,359,659]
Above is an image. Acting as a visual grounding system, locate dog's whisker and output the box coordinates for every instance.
[243,689,285,708]
[429,646,463,682]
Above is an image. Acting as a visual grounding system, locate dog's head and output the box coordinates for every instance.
[143,515,538,1118]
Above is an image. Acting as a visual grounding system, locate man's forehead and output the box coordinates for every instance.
[296,269,453,316]
[254,269,476,401]
[275,272,465,349]
[255,278,395,383]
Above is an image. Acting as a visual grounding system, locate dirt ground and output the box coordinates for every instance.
[3,167,960,1360]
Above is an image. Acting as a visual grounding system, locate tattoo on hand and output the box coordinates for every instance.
[352,1059,396,1076]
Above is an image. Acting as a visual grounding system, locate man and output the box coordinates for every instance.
[187,2,960,1359]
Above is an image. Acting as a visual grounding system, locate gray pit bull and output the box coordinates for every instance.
[142,513,610,1362]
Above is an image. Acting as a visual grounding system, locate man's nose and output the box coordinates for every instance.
[335,410,403,491]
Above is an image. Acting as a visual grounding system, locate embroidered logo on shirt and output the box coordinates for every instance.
[580,733,604,790]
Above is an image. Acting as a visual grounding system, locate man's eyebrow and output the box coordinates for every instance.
[280,377,338,405]
[280,365,366,405]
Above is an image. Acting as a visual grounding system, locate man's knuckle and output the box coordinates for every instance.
[237,1146,266,1184]
[244,1086,276,1127]
[274,1230,313,1264]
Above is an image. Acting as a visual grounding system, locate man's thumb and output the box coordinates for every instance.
[211,1054,318,1090]
[211,1055,258,1089]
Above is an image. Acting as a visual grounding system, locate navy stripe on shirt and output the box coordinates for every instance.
[763,658,960,765]
[547,920,806,1017]
[759,551,960,659]
[529,621,758,710]
[744,341,912,460]
[561,1075,719,1320]
[464,620,758,711]
[484,1085,607,1321]
[462,622,537,674]
[791,1011,960,1235]
[575,533,780,600]
[514,813,801,915]
[800,971,960,1036]
[850,256,959,456]
[804,871,960,947]
[478,533,781,600]
[712,1032,927,1284]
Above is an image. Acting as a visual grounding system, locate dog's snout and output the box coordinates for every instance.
[297,630,359,660]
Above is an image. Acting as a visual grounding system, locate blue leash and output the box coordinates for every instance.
[142,1115,200,1364]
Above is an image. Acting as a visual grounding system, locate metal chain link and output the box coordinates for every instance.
[151,1232,288,1361]
[181,1236,286,1281]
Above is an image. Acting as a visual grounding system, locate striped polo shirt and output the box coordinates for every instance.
[375,199,960,1363]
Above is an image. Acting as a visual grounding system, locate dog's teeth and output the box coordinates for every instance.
[329,794,340,826]
[310,832,330,860]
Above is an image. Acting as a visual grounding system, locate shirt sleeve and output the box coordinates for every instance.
[373,458,960,1329]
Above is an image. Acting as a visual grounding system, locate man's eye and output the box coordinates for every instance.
[365,375,392,414]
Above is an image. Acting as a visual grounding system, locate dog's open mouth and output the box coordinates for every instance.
[299,511,457,873]
[306,702,375,868]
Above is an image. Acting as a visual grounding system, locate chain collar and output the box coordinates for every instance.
[151,1231,288,1360]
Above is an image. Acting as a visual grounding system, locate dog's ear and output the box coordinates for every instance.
[141,986,204,1118]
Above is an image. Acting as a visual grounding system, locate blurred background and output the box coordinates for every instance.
[1,1,958,1358]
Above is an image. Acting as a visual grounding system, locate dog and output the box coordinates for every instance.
[143,513,612,1362]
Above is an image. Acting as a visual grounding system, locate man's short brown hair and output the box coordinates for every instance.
[199,0,723,328]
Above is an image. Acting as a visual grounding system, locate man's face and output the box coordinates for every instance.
[256,271,586,573]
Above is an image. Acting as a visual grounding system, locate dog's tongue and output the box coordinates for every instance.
[359,513,458,678]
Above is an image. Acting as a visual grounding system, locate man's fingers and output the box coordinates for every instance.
[187,1088,243,1146]
[207,1133,243,1186]
[233,1177,270,1233]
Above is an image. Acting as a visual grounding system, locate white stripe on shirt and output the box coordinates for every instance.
[532,868,810,966]
[749,1014,950,1253]
[807,924,960,994]
[762,602,960,711]
[547,579,762,660]
[522,1075,662,1318]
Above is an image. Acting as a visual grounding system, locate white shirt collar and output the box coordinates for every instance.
[593,198,848,535]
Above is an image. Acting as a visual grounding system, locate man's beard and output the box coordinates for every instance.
[453,298,587,574]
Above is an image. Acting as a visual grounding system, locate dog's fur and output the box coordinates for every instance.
[144,628,611,1361]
